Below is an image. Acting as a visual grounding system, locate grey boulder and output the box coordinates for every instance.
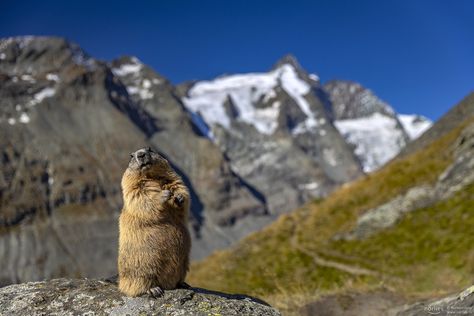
[0,278,281,316]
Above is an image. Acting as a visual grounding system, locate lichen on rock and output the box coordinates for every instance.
[0,278,280,316]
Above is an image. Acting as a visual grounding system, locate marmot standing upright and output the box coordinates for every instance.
[118,147,191,297]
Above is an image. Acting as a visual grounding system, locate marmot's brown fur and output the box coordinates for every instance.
[118,147,191,297]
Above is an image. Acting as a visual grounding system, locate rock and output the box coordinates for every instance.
[324,80,396,120]
[300,290,405,316]
[299,285,474,316]
[0,278,281,316]
[341,185,434,240]
[437,122,474,199]
[399,91,474,157]
[396,285,474,316]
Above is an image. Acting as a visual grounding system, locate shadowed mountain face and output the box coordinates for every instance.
[0,37,430,285]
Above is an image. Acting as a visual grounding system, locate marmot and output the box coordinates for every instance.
[118,147,191,297]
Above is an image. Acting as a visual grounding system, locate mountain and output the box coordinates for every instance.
[0,37,431,286]
[178,55,363,220]
[0,36,265,286]
[187,92,474,315]
[324,80,431,172]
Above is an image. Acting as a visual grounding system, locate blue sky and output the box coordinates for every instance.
[1,0,473,120]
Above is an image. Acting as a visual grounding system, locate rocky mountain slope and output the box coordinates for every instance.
[399,91,474,157]
[179,56,363,218]
[179,58,432,177]
[298,284,474,316]
[0,278,280,315]
[188,92,474,315]
[397,285,474,316]
[0,36,431,286]
[325,80,431,171]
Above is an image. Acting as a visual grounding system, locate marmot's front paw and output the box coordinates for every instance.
[174,193,185,206]
[148,286,164,298]
[160,190,171,203]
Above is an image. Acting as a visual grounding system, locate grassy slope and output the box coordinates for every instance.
[188,114,474,311]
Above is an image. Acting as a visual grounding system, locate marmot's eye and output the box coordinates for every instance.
[130,153,133,158]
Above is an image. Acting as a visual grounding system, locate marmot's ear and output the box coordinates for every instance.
[147,147,153,152]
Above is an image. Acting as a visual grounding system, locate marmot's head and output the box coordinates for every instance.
[125,147,171,179]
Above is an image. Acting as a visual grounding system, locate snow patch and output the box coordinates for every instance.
[335,113,407,172]
[34,87,56,102]
[27,87,56,107]
[20,74,36,83]
[46,73,60,82]
[19,112,30,123]
[7,118,16,125]
[112,62,142,77]
[182,64,317,137]
[142,79,151,89]
[0,53,5,60]
[112,59,158,100]
[309,73,319,81]
[398,114,432,140]
[126,86,153,100]
[298,182,319,190]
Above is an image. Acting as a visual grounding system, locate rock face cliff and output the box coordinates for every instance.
[298,285,474,316]
[397,285,474,316]
[0,278,281,316]
[0,36,431,285]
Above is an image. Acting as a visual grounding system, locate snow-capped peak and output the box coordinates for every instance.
[334,112,408,172]
[182,63,318,137]
[111,57,143,77]
[111,57,158,100]
[325,79,431,172]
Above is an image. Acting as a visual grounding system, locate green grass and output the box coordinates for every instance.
[332,183,474,294]
[188,118,474,313]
